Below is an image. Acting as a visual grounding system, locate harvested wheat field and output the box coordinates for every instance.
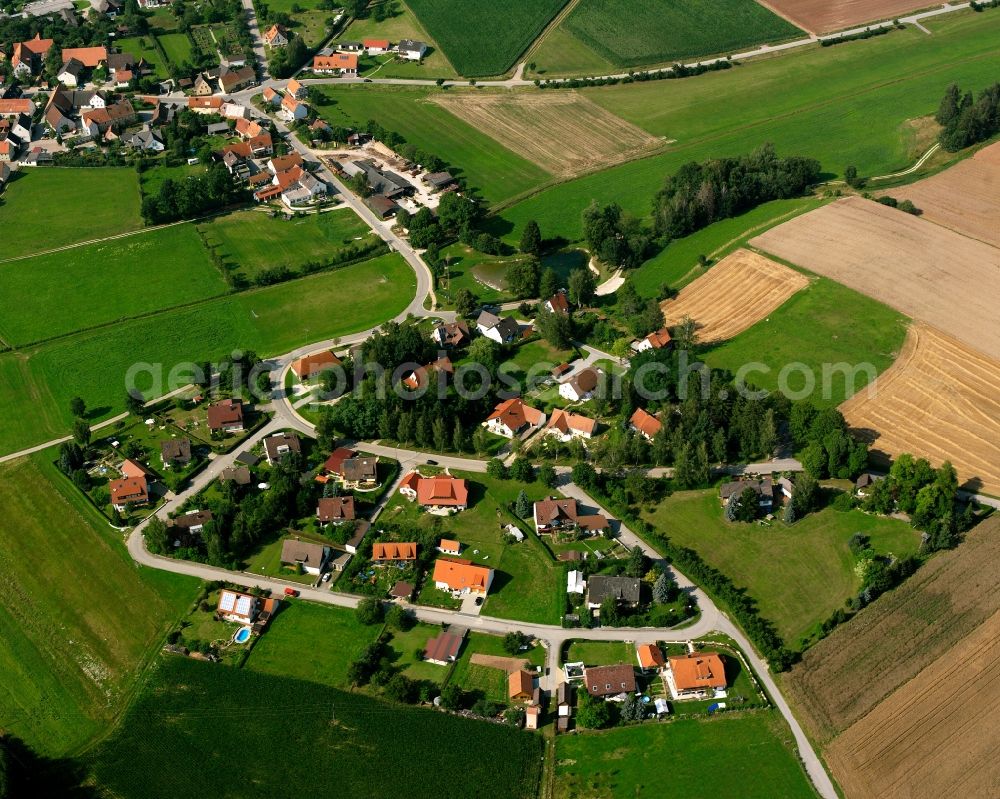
[840,323,1000,494]
[783,514,1000,744]
[660,248,809,343]
[885,141,1000,248]
[756,0,933,35]
[826,608,1000,799]
[751,196,1000,361]
[432,91,663,177]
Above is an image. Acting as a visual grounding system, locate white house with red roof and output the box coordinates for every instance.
[483,398,546,439]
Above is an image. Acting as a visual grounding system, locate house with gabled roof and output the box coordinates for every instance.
[286,78,306,98]
[583,663,636,699]
[424,630,463,665]
[559,367,602,402]
[397,39,427,61]
[432,557,493,596]
[340,456,379,490]
[323,447,356,477]
[629,407,662,441]
[218,589,260,623]
[279,93,308,121]
[280,539,331,575]
[666,652,727,699]
[508,669,534,701]
[188,96,224,114]
[206,398,244,432]
[160,438,192,469]
[586,575,641,610]
[476,311,520,344]
[11,34,53,76]
[636,643,665,672]
[363,38,390,54]
[263,432,301,465]
[546,408,597,441]
[431,320,469,348]
[372,541,417,564]
[397,471,468,514]
[262,86,281,106]
[317,495,355,524]
[219,65,256,93]
[545,292,570,315]
[263,23,289,47]
[291,350,342,381]
[313,53,357,75]
[483,398,546,439]
[533,497,608,535]
[109,474,149,511]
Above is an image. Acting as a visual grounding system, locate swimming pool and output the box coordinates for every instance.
[233,627,251,644]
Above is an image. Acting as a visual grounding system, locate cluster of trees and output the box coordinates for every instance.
[791,404,869,480]
[0,15,113,87]
[935,81,1000,152]
[267,34,309,79]
[615,281,665,338]
[652,144,821,240]
[398,191,478,250]
[583,202,652,270]
[141,163,246,224]
[819,24,892,47]
[860,454,975,551]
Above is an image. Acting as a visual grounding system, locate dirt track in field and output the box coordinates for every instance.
[659,248,809,343]
[750,196,1000,362]
[825,608,1000,799]
[840,323,1000,494]
[885,141,1000,248]
[755,0,935,35]
[784,515,1000,744]
[431,91,663,177]
[470,653,528,671]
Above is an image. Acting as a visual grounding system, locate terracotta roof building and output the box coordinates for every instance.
[483,398,546,439]
[372,541,417,563]
[60,46,107,67]
[109,475,149,511]
[546,408,597,440]
[291,350,342,381]
[667,653,727,699]
[397,472,469,511]
[629,408,662,441]
[637,643,665,671]
[323,447,356,475]
[508,669,534,701]
[432,557,494,596]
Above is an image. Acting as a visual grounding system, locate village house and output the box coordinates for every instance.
[193,72,215,95]
[207,398,244,433]
[559,367,602,402]
[364,193,398,219]
[666,652,727,700]
[363,38,390,54]
[629,407,662,441]
[341,456,379,490]
[11,34,54,76]
[323,446,356,477]
[397,39,427,60]
[432,558,494,596]
[160,438,192,469]
[632,328,672,353]
[217,589,259,623]
[372,541,417,565]
[438,539,461,556]
[291,350,342,381]
[263,23,289,47]
[402,356,453,390]
[855,472,883,497]
[389,580,413,601]
[219,65,256,93]
[280,539,331,575]
[188,96,224,115]
[286,78,307,99]
[263,432,301,465]
[431,320,470,349]
[235,117,265,139]
[586,574,641,610]
[81,99,135,136]
[533,497,609,536]
[583,663,637,700]
[109,474,149,511]
[167,509,213,546]
[398,471,469,513]
[279,93,308,121]
[508,670,534,702]
[475,311,520,344]
[262,86,282,106]
[312,53,357,76]
[0,99,36,118]
[219,465,252,485]
[544,292,570,315]
[423,171,456,191]
[545,408,597,441]
[124,125,165,152]
[317,495,355,524]
[423,630,463,665]
[344,522,369,554]
[719,479,774,511]
[483,398,546,439]
[636,643,666,672]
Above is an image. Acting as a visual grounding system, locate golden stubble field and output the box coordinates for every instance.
[840,323,1000,494]
[431,90,663,177]
[886,140,1000,248]
[750,195,1000,361]
[784,514,1000,744]
[659,248,809,343]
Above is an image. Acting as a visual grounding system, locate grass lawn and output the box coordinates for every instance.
[383,621,454,684]
[641,489,922,648]
[0,454,198,756]
[554,712,815,798]
[501,339,578,390]
[494,12,1000,243]
[311,85,549,204]
[197,208,377,282]
[449,631,546,702]
[565,640,634,666]
[139,161,208,198]
[118,36,168,79]
[703,274,909,407]
[0,253,414,457]
[0,223,228,346]
[0,168,143,259]
[407,0,566,76]
[88,657,544,799]
[630,197,823,296]
[343,1,457,78]
[157,31,194,65]
[380,472,565,624]
[245,601,381,688]
[538,0,802,75]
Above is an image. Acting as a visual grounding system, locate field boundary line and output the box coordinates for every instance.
[521,0,583,66]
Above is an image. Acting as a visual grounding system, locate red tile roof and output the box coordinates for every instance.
[508,669,534,699]
[324,447,356,475]
[0,99,34,115]
[637,643,665,670]
[486,398,544,432]
[291,350,342,380]
[546,408,597,436]
[646,328,672,349]
[629,408,662,439]
[432,557,492,593]
[313,53,357,71]
[416,475,468,507]
[109,475,148,505]
[60,46,107,67]
[364,38,390,48]
[188,96,223,109]
[372,542,417,561]
[669,653,727,692]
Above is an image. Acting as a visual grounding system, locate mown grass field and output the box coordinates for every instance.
[245,601,381,687]
[313,85,549,204]
[88,657,544,799]
[0,169,143,259]
[198,208,377,282]
[554,712,815,798]
[495,12,1000,243]
[0,455,198,755]
[0,224,227,346]
[642,489,921,648]
[156,32,194,65]
[0,253,415,456]
[703,272,909,407]
[407,0,567,76]
[548,0,802,72]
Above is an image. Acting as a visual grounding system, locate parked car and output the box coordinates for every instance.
[283,587,299,597]
[322,572,332,582]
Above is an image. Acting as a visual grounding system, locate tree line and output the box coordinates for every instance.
[936,80,1000,152]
